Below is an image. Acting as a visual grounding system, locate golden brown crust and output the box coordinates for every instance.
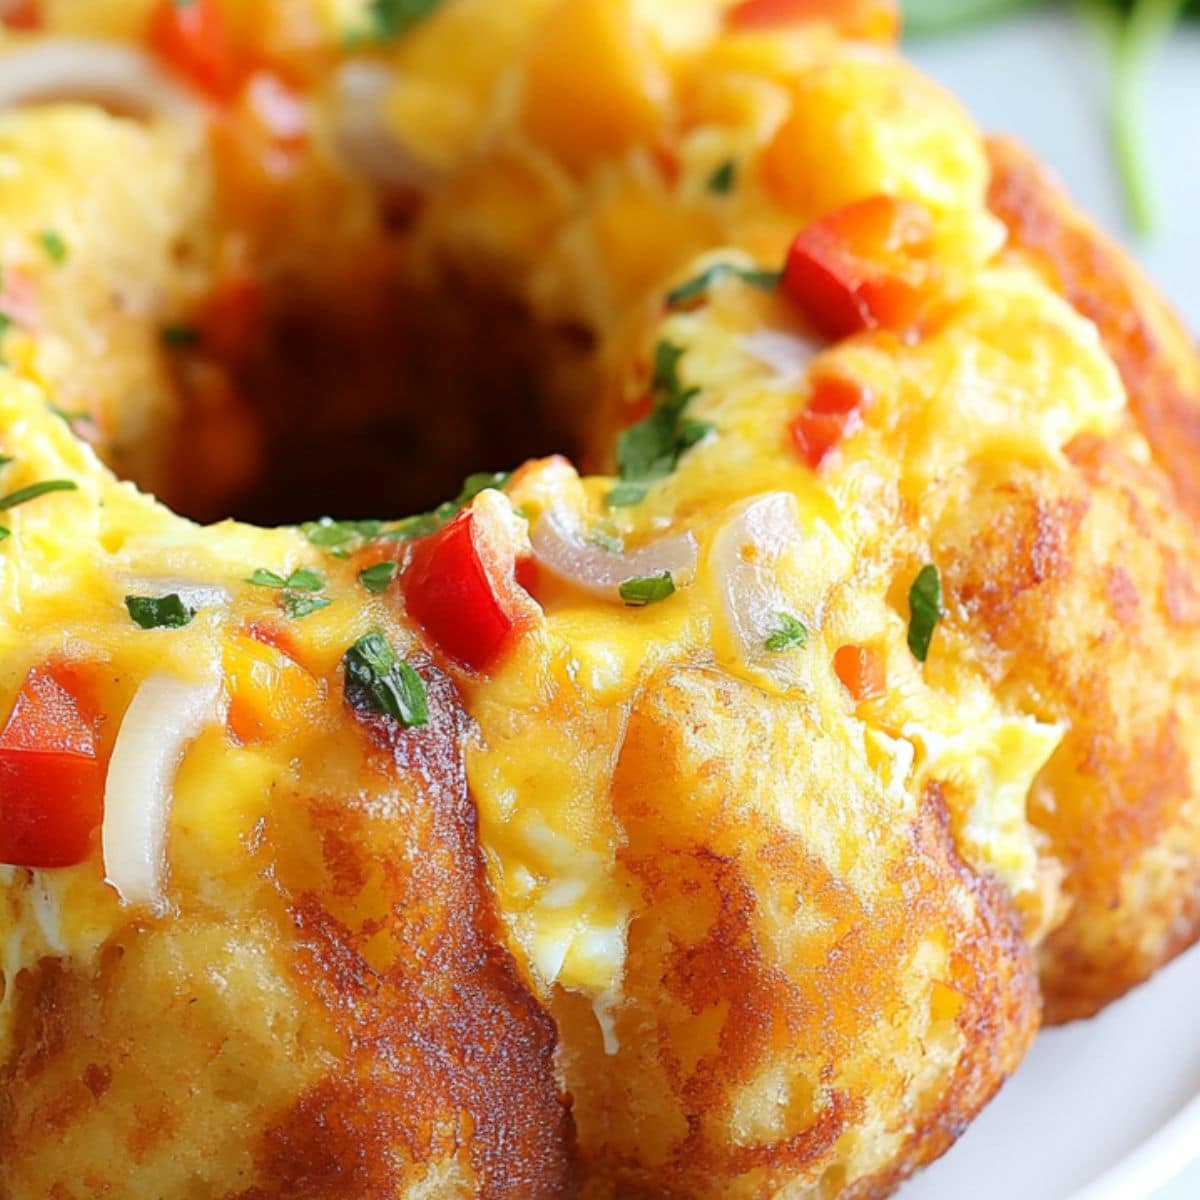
[0,663,576,1199]
[935,439,1200,1023]
[557,668,1037,1198]
[986,137,1200,521]
[234,664,577,1200]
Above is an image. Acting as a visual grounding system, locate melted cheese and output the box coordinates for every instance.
[0,2,1147,1054]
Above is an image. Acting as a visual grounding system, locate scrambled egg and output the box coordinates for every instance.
[1,1,1199,1197]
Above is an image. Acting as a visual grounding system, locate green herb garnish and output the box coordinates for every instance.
[301,517,383,555]
[382,470,512,541]
[359,560,399,594]
[247,568,286,587]
[247,566,324,591]
[39,231,67,264]
[0,478,77,510]
[125,593,194,630]
[610,341,712,508]
[765,612,809,653]
[665,263,782,310]
[707,160,737,194]
[342,630,429,727]
[907,563,942,663]
[282,592,331,619]
[368,0,442,39]
[284,567,324,592]
[619,572,676,607]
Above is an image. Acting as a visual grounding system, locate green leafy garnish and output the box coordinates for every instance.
[301,517,383,555]
[247,568,286,587]
[907,563,942,663]
[619,572,676,607]
[342,630,429,727]
[39,231,67,264]
[0,478,77,511]
[282,592,331,619]
[610,341,712,508]
[383,470,512,541]
[368,0,442,39]
[765,612,809,653]
[665,263,783,310]
[247,566,324,591]
[707,159,737,194]
[359,560,399,594]
[284,567,324,592]
[0,528,12,542]
[247,564,330,616]
[125,593,194,630]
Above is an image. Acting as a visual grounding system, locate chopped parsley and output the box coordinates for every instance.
[247,566,324,591]
[368,0,442,39]
[342,630,429,727]
[39,231,67,264]
[707,159,738,194]
[301,518,383,556]
[765,612,809,653]
[359,560,399,594]
[281,592,331,619]
[610,341,712,507]
[665,263,782,310]
[382,470,512,541]
[125,593,194,630]
[247,567,286,587]
[0,312,12,339]
[0,528,11,542]
[0,478,77,510]
[160,324,200,349]
[619,571,676,607]
[247,565,329,618]
[907,563,942,663]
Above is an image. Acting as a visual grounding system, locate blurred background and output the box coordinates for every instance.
[903,2,1200,331]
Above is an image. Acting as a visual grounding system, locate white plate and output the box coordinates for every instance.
[900,12,1200,1200]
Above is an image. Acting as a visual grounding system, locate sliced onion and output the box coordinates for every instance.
[531,509,698,600]
[0,41,203,124]
[739,329,822,386]
[119,577,231,613]
[102,672,224,911]
[331,60,438,192]
[712,492,804,662]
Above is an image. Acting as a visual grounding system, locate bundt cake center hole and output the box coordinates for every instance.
[161,275,592,527]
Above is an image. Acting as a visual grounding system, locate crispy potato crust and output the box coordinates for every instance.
[558,668,1037,1198]
[0,663,575,1199]
[984,141,1200,1021]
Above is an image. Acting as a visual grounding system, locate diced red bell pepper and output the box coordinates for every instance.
[834,644,887,702]
[789,373,870,469]
[2,2,42,31]
[403,497,540,673]
[0,665,104,868]
[782,195,935,341]
[147,0,240,102]
[727,0,897,40]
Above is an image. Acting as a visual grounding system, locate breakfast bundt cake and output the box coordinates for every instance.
[0,1,1199,1196]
